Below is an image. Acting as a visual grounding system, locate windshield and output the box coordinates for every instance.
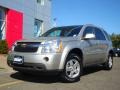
[41,25,83,37]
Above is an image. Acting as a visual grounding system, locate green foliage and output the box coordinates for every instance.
[0,40,8,54]
[110,33,120,48]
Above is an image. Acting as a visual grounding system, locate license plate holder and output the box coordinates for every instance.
[13,56,24,64]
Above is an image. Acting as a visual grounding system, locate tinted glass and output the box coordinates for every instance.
[95,28,106,40]
[41,26,83,37]
[103,30,111,41]
[67,27,81,36]
[83,27,94,37]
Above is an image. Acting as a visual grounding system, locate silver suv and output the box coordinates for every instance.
[7,24,114,82]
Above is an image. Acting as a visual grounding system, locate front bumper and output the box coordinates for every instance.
[7,52,62,71]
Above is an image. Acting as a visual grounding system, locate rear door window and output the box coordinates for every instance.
[94,28,106,40]
[103,30,111,41]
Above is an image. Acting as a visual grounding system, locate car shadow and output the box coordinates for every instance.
[10,65,104,83]
[10,72,61,83]
[82,65,104,76]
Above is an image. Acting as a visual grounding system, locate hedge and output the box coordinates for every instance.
[0,40,8,54]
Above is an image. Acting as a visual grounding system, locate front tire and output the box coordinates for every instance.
[61,53,83,82]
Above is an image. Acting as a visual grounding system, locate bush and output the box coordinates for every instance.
[0,40,8,54]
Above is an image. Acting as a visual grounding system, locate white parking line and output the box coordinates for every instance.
[0,70,16,75]
[0,80,23,88]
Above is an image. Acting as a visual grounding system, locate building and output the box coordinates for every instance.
[0,0,51,48]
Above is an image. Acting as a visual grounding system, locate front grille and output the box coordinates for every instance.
[11,63,46,71]
[14,42,40,52]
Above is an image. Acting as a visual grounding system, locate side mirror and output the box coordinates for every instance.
[83,33,95,40]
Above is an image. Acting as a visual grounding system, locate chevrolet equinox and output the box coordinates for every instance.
[7,24,114,82]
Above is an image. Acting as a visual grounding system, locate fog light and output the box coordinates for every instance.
[44,57,49,62]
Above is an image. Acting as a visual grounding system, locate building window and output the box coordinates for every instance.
[0,8,5,40]
[37,0,44,5]
[34,19,43,37]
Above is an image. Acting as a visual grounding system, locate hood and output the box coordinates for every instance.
[17,37,79,43]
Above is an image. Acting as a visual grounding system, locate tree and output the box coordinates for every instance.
[110,33,120,48]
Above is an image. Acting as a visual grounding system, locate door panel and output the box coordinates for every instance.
[82,26,99,65]
[97,40,108,62]
[94,27,108,63]
[83,40,99,65]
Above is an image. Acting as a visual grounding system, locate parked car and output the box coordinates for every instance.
[7,24,114,82]
[113,48,120,57]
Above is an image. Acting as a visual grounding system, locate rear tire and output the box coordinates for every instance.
[61,53,83,82]
[103,54,113,70]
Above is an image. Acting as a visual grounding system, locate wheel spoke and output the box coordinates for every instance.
[66,66,72,71]
[69,71,74,78]
[69,60,74,66]
[74,62,79,68]
[74,69,78,74]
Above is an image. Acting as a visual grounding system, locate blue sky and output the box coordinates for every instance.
[52,0,120,34]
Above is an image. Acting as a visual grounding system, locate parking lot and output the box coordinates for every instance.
[0,57,120,90]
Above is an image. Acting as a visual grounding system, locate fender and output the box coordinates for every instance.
[58,44,82,69]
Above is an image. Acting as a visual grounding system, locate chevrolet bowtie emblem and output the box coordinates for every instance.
[21,43,27,47]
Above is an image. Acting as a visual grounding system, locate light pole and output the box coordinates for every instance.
[53,18,57,27]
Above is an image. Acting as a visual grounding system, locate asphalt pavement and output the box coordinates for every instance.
[0,56,120,90]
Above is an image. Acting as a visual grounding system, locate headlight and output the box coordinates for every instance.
[41,40,63,53]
